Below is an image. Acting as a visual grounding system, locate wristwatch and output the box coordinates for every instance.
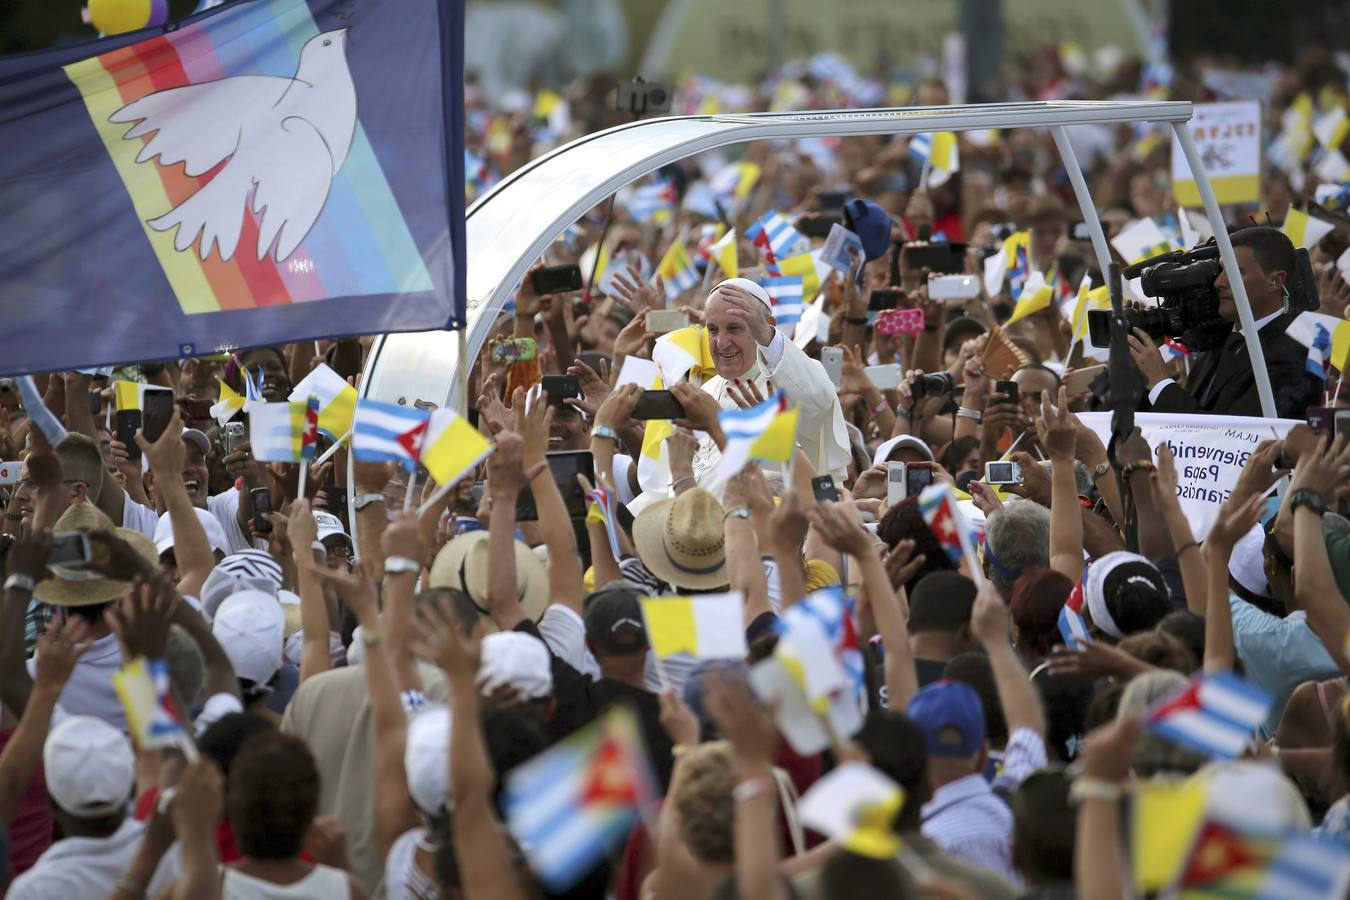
[591,425,619,442]
[3,573,35,594]
[723,505,751,521]
[1091,461,1111,480]
[1288,488,1327,517]
[384,555,421,575]
[353,492,386,511]
[956,406,982,423]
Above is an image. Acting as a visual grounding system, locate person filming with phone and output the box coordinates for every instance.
[1128,227,1323,419]
[692,279,851,483]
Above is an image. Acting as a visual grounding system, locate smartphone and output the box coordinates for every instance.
[868,288,902,312]
[1307,407,1337,443]
[820,347,844,389]
[0,462,20,486]
[222,421,247,456]
[798,214,838,238]
[994,380,1019,404]
[142,389,175,444]
[48,531,92,567]
[906,461,934,497]
[116,409,143,460]
[88,392,102,416]
[489,337,537,365]
[1063,365,1107,396]
[984,460,1023,485]
[515,450,595,521]
[886,462,907,506]
[864,364,902,391]
[576,351,611,375]
[530,263,584,295]
[646,309,690,334]
[633,390,686,420]
[927,274,981,301]
[1337,410,1350,443]
[540,374,579,403]
[904,243,967,275]
[1069,221,1093,242]
[1086,309,1112,348]
[250,486,273,534]
[811,474,839,503]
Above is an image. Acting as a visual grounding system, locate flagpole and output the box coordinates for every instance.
[403,469,419,513]
[918,158,932,192]
[297,459,309,503]
[347,437,362,563]
[314,429,352,465]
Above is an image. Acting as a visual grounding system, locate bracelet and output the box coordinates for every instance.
[385,555,420,575]
[361,628,382,646]
[733,777,772,802]
[1120,461,1156,479]
[723,505,751,521]
[1091,461,1111,480]
[1174,541,1199,557]
[956,406,982,423]
[353,492,385,511]
[672,475,696,491]
[870,398,890,414]
[843,315,869,326]
[524,462,549,482]
[671,744,692,758]
[3,573,35,594]
[115,876,147,899]
[1069,776,1122,805]
[591,425,619,442]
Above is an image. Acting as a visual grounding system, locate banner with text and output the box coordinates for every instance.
[1170,101,1261,207]
[1078,412,1300,541]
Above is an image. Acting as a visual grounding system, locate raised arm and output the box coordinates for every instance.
[0,531,49,716]
[1074,715,1141,900]
[970,581,1045,739]
[0,618,87,825]
[1199,492,1265,674]
[723,467,771,626]
[1072,416,1125,530]
[167,761,225,900]
[287,500,331,684]
[1288,437,1350,676]
[1038,388,1083,583]
[1150,445,1206,614]
[380,513,427,692]
[767,490,810,611]
[515,387,584,615]
[140,409,216,598]
[416,595,531,900]
[484,433,527,631]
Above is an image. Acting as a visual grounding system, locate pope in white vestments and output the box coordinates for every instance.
[691,278,851,484]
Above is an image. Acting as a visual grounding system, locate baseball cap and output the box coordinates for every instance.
[182,428,211,458]
[43,715,135,817]
[583,584,648,655]
[212,589,286,685]
[405,705,451,815]
[873,435,935,467]
[154,509,228,556]
[478,631,553,700]
[199,550,284,621]
[313,511,349,544]
[906,679,986,758]
[842,198,893,262]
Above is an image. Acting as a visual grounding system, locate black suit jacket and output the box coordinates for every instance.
[1149,311,1322,419]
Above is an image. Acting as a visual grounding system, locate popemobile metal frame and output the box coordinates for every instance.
[352,100,1276,548]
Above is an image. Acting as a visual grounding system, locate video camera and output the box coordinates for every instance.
[1086,237,1320,352]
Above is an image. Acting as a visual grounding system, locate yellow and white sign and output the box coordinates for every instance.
[1170,102,1261,207]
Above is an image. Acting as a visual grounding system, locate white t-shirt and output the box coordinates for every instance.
[122,494,159,539]
[208,488,266,554]
[8,817,178,900]
[27,633,125,732]
[385,827,440,900]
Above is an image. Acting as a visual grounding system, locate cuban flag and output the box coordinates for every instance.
[776,585,866,706]
[351,398,430,470]
[758,275,804,336]
[300,394,320,461]
[917,483,981,570]
[746,211,804,264]
[1058,568,1090,648]
[1145,671,1272,760]
[1306,323,1332,382]
[1162,336,1193,365]
[629,179,678,224]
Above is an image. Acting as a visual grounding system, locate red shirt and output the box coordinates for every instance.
[0,726,53,875]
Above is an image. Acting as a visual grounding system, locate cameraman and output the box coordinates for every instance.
[1128,227,1322,419]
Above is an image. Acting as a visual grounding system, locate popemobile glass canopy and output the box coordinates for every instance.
[361,99,1278,421]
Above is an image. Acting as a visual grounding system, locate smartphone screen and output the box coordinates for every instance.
[48,532,90,566]
[540,374,579,402]
[868,289,901,312]
[142,390,175,444]
[516,451,595,521]
[530,264,584,295]
[994,380,1019,404]
[251,487,273,534]
[905,462,933,497]
[904,243,967,275]
[116,410,143,460]
[633,390,686,420]
[811,475,839,503]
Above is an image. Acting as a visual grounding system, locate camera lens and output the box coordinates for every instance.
[649,87,668,107]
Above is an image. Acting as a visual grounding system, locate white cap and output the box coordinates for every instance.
[1228,523,1270,599]
[405,705,452,815]
[313,511,349,543]
[873,435,935,467]
[1204,760,1311,831]
[212,589,286,685]
[199,550,284,621]
[43,716,134,817]
[154,509,229,557]
[478,631,553,700]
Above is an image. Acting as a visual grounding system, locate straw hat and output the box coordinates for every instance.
[631,488,729,591]
[34,502,159,607]
[428,531,549,632]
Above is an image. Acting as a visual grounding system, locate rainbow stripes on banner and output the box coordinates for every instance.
[0,0,464,374]
[63,0,433,315]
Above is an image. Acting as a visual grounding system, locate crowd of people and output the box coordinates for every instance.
[0,30,1349,900]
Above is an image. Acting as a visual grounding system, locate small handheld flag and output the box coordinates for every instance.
[917,483,983,585]
[586,484,624,564]
[758,275,804,335]
[247,401,308,463]
[289,364,358,440]
[639,592,748,661]
[712,391,800,484]
[16,376,69,448]
[504,706,657,891]
[352,398,431,470]
[1145,670,1271,760]
[114,656,195,759]
[1059,568,1090,648]
[655,240,700,301]
[300,394,320,461]
[210,378,245,425]
[797,762,904,860]
[745,210,804,263]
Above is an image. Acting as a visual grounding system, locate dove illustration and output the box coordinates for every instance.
[109,29,356,263]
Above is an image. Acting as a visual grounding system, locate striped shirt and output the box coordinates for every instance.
[920,728,1047,887]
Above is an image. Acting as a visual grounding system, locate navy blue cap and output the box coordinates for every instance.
[906,679,986,757]
[843,199,893,262]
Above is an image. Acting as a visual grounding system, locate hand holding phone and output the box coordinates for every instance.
[633,390,686,420]
[250,487,273,534]
[530,264,584,295]
[820,347,844,389]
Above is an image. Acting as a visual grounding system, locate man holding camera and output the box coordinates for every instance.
[1128,227,1322,419]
